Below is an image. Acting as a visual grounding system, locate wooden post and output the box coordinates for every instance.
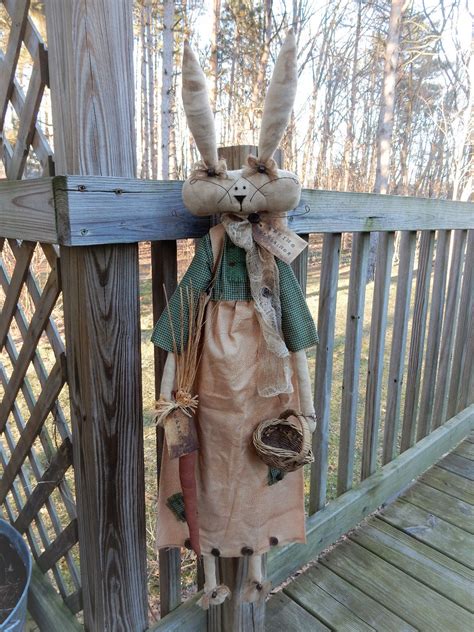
[45,2,147,630]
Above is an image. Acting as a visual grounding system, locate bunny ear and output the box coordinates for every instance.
[182,41,218,168]
[258,30,298,162]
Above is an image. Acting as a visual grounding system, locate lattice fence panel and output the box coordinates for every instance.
[0,0,81,615]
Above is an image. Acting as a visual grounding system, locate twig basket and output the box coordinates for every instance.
[252,409,314,472]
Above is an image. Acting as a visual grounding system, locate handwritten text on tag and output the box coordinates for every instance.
[252,222,308,264]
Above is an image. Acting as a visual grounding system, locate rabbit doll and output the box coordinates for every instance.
[152,30,318,609]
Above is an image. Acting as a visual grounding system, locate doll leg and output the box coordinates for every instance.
[197,554,231,610]
[242,554,271,604]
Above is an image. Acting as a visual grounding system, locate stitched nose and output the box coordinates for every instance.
[234,195,246,204]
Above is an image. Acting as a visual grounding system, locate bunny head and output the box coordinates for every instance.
[181,31,301,218]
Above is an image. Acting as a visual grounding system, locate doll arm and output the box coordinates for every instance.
[160,352,176,401]
[293,349,317,433]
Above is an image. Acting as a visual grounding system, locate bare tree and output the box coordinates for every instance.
[368,0,407,282]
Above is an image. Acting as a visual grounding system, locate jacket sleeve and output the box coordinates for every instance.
[277,259,319,352]
[151,235,213,353]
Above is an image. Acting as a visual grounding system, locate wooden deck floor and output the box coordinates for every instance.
[266,434,474,632]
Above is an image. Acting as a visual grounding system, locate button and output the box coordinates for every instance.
[262,287,271,298]
[184,539,192,550]
[211,548,220,557]
[248,212,261,224]
[228,261,236,267]
[269,537,278,546]
[241,546,254,555]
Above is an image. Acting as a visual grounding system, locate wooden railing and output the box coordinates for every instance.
[0,2,473,631]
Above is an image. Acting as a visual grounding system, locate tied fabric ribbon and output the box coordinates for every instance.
[221,213,305,397]
[190,158,228,180]
[242,154,279,179]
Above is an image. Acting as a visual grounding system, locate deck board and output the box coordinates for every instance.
[285,563,415,631]
[453,441,474,460]
[380,500,474,568]
[265,592,330,631]
[400,480,474,533]
[350,518,473,611]
[268,436,474,631]
[319,539,473,630]
[420,465,474,503]
[437,452,474,479]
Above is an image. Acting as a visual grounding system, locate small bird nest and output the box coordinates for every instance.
[253,409,314,473]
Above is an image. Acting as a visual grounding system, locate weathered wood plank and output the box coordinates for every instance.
[400,481,474,533]
[0,174,472,243]
[453,441,474,460]
[437,452,474,480]
[28,563,83,632]
[283,572,375,630]
[362,231,395,479]
[338,232,370,494]
[287,563,415,631]
[380,500,474,568]
[52,176,474,245]
[268,404,474,586]
[349,519,474,612]
[420,464,474,504]
[14,438,73,533]
[417,230,451,439]
[310,232,341,512]
[0,178,56,242]
[0,240,35,348]
[151,239,182,617]
[45,1,148,629]
[36,519,78,572]
[53,176,211,244]
[320,539,474,630]
[458,299,474,411]
[401,231,435,452]
[148,593,206,632]
[0,355,66,503]
[432,230,468,428]
[383,231,416,463]
[447,230,474,419]
[63,589,83,616]
[265,592,329,632]
[290,233,309,293]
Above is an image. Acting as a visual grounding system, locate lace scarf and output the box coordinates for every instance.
[221,214,293,397]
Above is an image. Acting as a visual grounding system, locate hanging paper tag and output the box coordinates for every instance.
[164,409,199,459]
[252,222,308,264]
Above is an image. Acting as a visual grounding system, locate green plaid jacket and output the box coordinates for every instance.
[151,233,319,353]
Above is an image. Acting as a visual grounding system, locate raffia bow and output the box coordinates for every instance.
[190,158,228,180]
[153,389,199,427]
[242,154,279,179]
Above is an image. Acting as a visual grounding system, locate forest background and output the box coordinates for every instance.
[1,0,472,202]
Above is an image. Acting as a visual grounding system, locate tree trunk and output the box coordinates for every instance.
[161,0,174,180]
[368,0,405,282]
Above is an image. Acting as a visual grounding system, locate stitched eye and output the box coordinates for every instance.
[234,186,238,190]
[243,186,246,190]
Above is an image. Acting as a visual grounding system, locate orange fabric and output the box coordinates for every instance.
[155,298,306,557]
